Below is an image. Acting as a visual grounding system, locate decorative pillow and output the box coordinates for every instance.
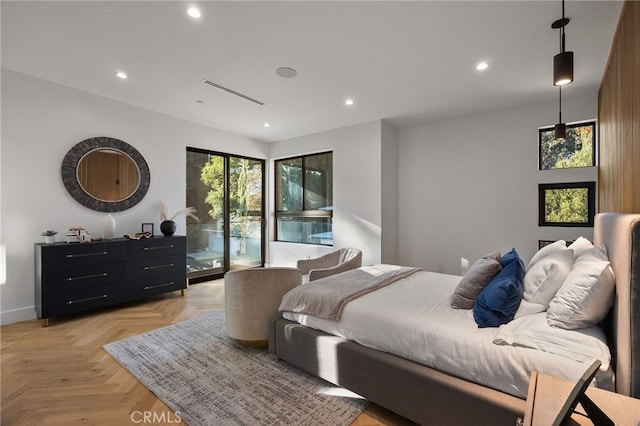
[527,240,567,271]
[494,312,611,370]
[473,252,524,328]
[451,252,502,309]
[500,248,520,268]
[515,249,574,318]
[575,244,609,262]
[546,252,615,330]
[568,236,595,258]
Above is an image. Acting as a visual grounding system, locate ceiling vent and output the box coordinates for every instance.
[201,79,265,106]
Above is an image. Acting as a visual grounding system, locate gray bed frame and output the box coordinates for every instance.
[268,213,640,425]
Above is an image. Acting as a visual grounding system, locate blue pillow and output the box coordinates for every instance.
[473,254,524,328]
[500,248,519,268]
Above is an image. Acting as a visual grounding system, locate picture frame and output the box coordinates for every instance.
[142,223,154,236]
[538,239,577,250]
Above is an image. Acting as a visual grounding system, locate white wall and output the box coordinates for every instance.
[397,91,598,274]
[0,69,267,324]
[268,121,384,267]
[381,120,398,264]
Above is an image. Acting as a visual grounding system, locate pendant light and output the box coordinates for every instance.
[552,0,573,86]
[554,86,566,141]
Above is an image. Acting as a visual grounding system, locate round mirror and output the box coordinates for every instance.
[62,137,150,212]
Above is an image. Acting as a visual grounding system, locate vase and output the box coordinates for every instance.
[103,213,116,239]
[44,235,55,244]
[160,220,176,236]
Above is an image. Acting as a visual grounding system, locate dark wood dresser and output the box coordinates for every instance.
[35,236,186,326]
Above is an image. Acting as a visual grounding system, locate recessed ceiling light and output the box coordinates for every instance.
[263,122,270,128]
[476,62,489,71]
[345,98,355,106]
[115,71,128,79]
[187,7,201,18]
[276,67,297,78]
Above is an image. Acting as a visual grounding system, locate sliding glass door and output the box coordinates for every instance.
[186,148,265,282]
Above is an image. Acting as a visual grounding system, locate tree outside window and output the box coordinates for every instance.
[538,182,596,227]
[539,121,596,170]
[275,152,333,245]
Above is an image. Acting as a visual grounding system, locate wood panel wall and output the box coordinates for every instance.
[598,1,640,213]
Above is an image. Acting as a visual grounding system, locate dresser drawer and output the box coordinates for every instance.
[126,255,185,280]
[39,241,126,268]
[126,236,186,259]
[42,263,125,294]
[126,272,186,301]
[41,282,126,318]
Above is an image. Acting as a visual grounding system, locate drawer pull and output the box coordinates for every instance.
[144,281,175,290]
[143,244,174,251]
[67,272,108,281]
[143,263,174,271]
[66,251,109,258]
[67,294,108,305]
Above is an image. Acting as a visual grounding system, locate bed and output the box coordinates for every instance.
[268,213,640,425]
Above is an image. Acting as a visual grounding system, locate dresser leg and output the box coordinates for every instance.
[181,289,185,297]
[42,318,49,327]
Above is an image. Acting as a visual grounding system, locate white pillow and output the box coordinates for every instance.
[494,312,611,370]
[527,240,567,271]
[576,244,609,262]
[546,254,615,330]
[516,249,574,318]
[568,236,594,258]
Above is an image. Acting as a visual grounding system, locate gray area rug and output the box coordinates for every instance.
[103,311,368,426]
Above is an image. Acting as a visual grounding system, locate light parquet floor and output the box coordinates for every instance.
[1,279,415,426]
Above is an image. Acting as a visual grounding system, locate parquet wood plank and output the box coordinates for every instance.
[1,279,412,425]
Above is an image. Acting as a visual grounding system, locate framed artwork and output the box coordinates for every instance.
[538,239,577,250]
[142,223,154,236]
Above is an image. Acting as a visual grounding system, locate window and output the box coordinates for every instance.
[539,121,596,170]
[275,152,333,245]
[538,182,596,227]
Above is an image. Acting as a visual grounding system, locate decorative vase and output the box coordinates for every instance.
[103,213,116,239]
[160,220,176,236]
[44,235,55,244]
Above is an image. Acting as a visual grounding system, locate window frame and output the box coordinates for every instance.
[274,151,333,246]
[538,181,596,227]
[538,121,596,170]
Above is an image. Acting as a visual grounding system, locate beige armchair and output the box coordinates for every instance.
[224,267,302,347]
[296,248,363,283]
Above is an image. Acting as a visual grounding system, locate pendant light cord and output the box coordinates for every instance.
[561,0,566,53]
[559,0,564,124]
[558,86,562,124]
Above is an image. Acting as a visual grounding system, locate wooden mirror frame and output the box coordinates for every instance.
[61,137,150,212]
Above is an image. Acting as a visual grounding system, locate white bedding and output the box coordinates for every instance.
[282,269,613,398]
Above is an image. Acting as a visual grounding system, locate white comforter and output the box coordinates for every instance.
[283,269,613,398]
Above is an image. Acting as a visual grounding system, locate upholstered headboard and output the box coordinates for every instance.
[594,212,640,397]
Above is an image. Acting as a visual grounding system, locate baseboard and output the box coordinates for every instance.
[1,306,37,325]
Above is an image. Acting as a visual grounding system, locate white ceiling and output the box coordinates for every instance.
[1,1,623,142]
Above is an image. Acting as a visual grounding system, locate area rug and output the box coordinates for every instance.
[103,311,368,426]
